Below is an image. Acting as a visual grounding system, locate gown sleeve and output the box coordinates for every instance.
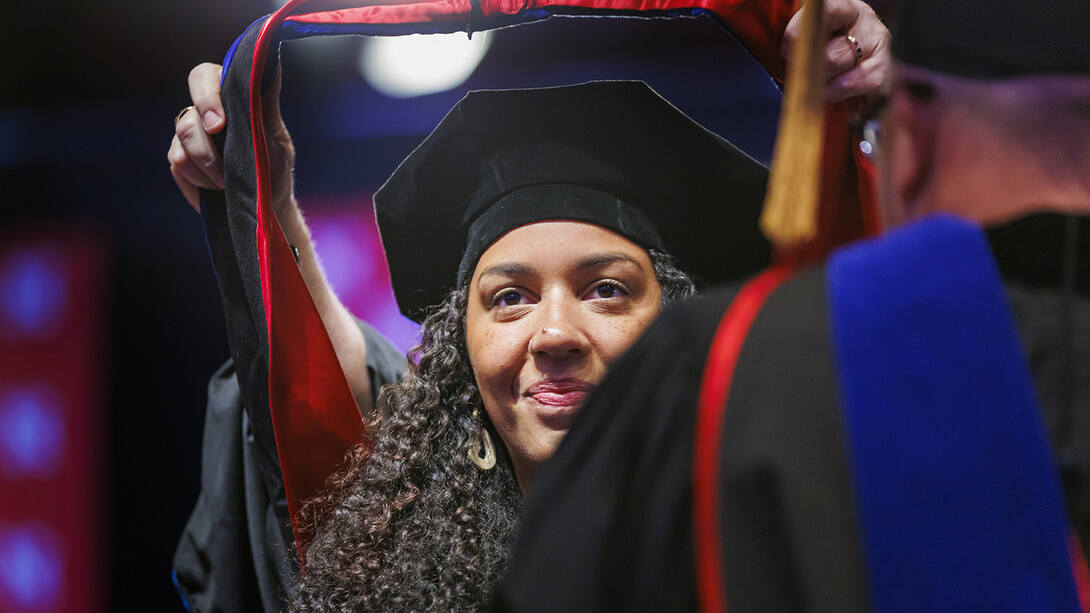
[172,321,405,613]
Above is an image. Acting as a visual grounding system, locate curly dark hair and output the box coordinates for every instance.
[289,249,695,612]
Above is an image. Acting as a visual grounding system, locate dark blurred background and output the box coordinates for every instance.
[0,1,887,610]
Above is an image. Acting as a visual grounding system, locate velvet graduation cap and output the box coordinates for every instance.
[375,80,770,322]
[891,0,1090,79]
[202,0,878,565]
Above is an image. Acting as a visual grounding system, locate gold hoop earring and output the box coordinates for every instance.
[469,407,497,470]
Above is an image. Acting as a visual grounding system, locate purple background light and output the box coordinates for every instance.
[0,249,67,342]
[309,208,421,354]
[0,523,64,612]
[0,386,66,480]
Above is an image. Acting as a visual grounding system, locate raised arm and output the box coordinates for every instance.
[168,62,375,416]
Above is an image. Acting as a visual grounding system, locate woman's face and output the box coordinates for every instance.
[465,221,661,491]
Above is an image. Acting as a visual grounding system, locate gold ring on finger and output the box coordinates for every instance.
[175,105,196,127]
[845,34,864,66]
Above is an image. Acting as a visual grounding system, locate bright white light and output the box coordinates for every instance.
[359,32,491,98]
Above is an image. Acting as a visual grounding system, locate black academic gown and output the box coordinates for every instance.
[172,323,405,613]
[494,213,1090,612]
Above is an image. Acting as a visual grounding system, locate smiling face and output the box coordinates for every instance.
[465,221,662,491]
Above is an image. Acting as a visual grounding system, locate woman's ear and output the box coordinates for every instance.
[885,82,939,220]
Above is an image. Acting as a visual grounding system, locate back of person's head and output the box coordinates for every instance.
[880,0,1090,224]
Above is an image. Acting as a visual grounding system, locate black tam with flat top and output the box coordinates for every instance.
[374,81,770,322]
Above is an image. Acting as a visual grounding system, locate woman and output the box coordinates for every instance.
[168,4,890,611]
[290,80,781,612]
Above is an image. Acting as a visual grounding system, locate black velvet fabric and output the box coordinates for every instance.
[178,14,414,612]
[198,16,288,557]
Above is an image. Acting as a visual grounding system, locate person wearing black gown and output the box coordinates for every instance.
[496,0,1090,610]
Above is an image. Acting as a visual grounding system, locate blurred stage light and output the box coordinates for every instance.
[0,248,67,341]
[0,387,65,480]
[310,217,377,297]
[0,230,105,612]
[0,524,63,611]
[308,209,421,354]
[359,32,491,98]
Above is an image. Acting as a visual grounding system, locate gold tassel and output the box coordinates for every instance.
[759,0,827,248]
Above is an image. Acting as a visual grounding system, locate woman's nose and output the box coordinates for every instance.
[528,306,589,358]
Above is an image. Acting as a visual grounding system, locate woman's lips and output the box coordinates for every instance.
[525,380,592,409]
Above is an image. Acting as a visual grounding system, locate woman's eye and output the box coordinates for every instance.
[590,282,626,299]
[493,289,524,307]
